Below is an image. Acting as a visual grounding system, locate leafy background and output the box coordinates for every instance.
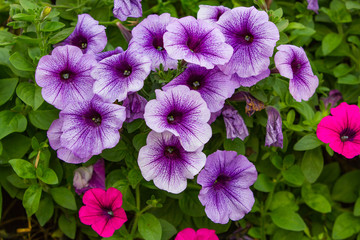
[0,0,360,239]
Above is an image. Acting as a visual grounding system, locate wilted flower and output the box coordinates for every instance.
[197,150,257,224]
[321,89,342,109]
[163,16,233,69]
[274,45,319,102]
[35,45,96,110]
[175,228,219,240]
[113,0,142,21]
[95,47,124,62]
[230,69,270,88]
[317,102,360,159]
[307,0,319,13]
[123,92,147,122]
[197,5,230,23]
[222,105,249,140]
[73,159,106,195]
[79,188,127,237]
[138,131,206,194]
[116,22,133,43]
[265,107,283,148]
[144,85,212,151]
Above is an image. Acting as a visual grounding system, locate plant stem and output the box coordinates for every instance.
[34,150,41,168]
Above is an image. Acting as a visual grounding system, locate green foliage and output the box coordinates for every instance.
[139,213,162,240]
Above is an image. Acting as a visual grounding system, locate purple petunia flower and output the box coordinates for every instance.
[162,65,238,112]
[230,69,270,87]
[307,0,319,13]
[73,159,106,195]
[113,0,142,21]
[274,45,319,102]
[321,89,342,109]
[222,105,249,140]
[144,85,212,152]
[197,150,257,224]
[208,110,222,124]
[123,92,147,122]
[138,131,206,194]
[57,14,107,54]
[130,13,178,71]
[197,5,230,23]
[35,45,96,110]
[265,107,283,148]
[95,47,124,62]
[60,96,126,159]
[163,16,233,69]
[92,48,151,102]
[217,7,279,77]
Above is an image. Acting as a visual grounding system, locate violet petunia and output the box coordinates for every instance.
[230,69,270,88]
[217,7,279,77]
[123,92,147,122]
[92,48,151,102]
[113,0,142,21]
[307,0,319,13]
[162,65,238,112]
[274,44,319,102]
[208,110,222,124]
[73,159,106,195]
[95,47,124,62]
[222,105,249,140]
[175,228,219,240]
[35,45,97,110]
[321,89,342,109]
[265,107,283,148]
[57,14,107,54]
[144,85,212,151]
[138,131,206,194]
[130,13,178,71]
[163,16,233,69]
[197,150,257,224]
[197,5,230,23]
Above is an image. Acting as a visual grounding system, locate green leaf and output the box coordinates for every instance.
[1,133,31,160]
[346,1,360,9]
[9,52,34,71]
[101,141,128,162]
[159,219,177,240]
[0,111,27,140]
[126,119,144,133]
[0,78,18,106]
[193,216,231,234]
[41,21,66,32]
[0,186,2,221]
[318,162,340,184]
[333,64,353,78]
[179,190,205,217]
[9,159,36,179]
[322,33,342,55]
[37,168,58,184]
[12,13,36,21]
[276,19,289,32]
[112,180,136,211]
[332,212,360,239]
[23,184,42,216]
[16,82,44,110]
[223,138,245,155]
[59,214,76,239]
[301,183,331,213]
[293,134,323,151]
[19,0,38,11]
[28,109,59,130]
[35,195,54,226]
[139,213,162,240]
[332,170,360,203]
[270,207,306,231]
[127,169,142,189]
[269,191,299,211]
[50,187,77,210]
[48,27,75,44]
[354,197,360,216]
[132,133,147,151]
[254,174,276,192]
[338,74,360,85]
[282,165,304,187]
[301,147,323,183]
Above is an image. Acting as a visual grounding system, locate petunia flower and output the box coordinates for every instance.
[113,0,142,21]
[197,150,257,224]
[123,92,147,122]
[230,69,270,88]
[92,48,151,103]
[60,96,126,159]
[265,107,283,148]
[95,47,124,62]
[162,65,238,112]
[217,7,279,78]
[316,102,360,159]
[56,14,107,54]
[130,13,178,71]
[163,16,233,69]
[307,0,319,13]
[274,44,319,102]
[222,105,249,140]
[144,85,212,151]
[73,159,106,195]
[116,22,133,43]
[321,89,342,109]
[79,188,127,237]
[208,110,222,124]
[35,45,97,110]
[197,5,230,23]
[175,228,219,240]
[138,131,206,194]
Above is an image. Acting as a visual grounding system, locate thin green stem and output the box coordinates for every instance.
[260,201,266,240]
[136,184,141,210]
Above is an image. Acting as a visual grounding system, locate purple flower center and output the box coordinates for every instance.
[84,111,102,126]
[152,37,164,51]
[186,37,201,53]
[167,110,183,124]
[164,146,180,159]
[214,174,231,188]
[291,60,302,74]
[236,31,254,44]
[60,70,72,81]
[186,74,203,90]
[340,128,357,142]
[72,35,88,50]
[116,62,132,77]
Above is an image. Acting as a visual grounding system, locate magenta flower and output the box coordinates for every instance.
[230,69,270,87]
[35,45,96,110]
[162,65,238,112]
[197,5,230,23]
[163,16,233,69]
[123,92,147,122]
[113,0,142,21]
[79,188,127,237]
[317,102,360,159]
[95,47,124,62]
[138,131,206,194]
[92,48,151,102]
[274,45,319,102]
[222,105,249,140]
[73,159,106,195]
[217,7,279,78]
[307,0,319,13]
[144,85,212,151]
[130,13,178,71]
[197,150,257,224]
[265,107,283,148]
[57,14,107,54]
[175,228,219,240]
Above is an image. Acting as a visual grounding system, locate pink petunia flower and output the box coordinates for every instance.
[79,188,127,237]
[317,102,360,159]
[175,228,219,240]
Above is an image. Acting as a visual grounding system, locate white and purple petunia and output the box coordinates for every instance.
[265,106,283,148]
[59,96,126,159]
[222,105,249,140]
[162,65,238,112]
[95,47,124,62]
[138,131,206,194]
[163,16,233,69]
[144,85,212,152]
[274,45,319,102]
[217,7,279,78]
[123,92,147,122]
[230,69,270,87]
[92,48,151,103]
[57,14,107,54]
[130,13,178,71]
[73,159,106,195]
[197,5,230,23]
[198,150,257,224]
[35,45,97,110]
[113,0,142,21]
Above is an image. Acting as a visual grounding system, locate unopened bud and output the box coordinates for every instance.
[40,6,52,20]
